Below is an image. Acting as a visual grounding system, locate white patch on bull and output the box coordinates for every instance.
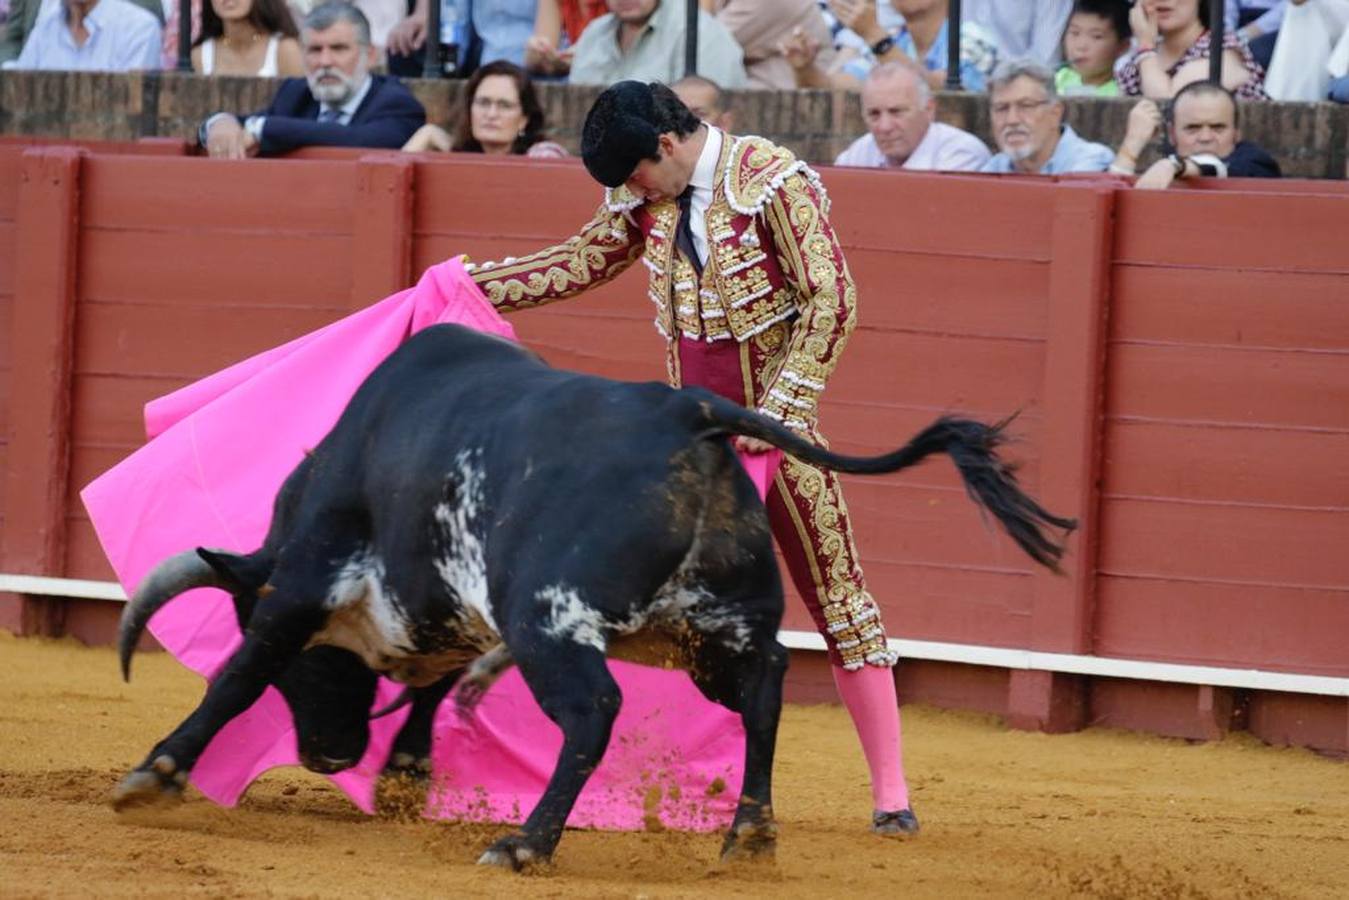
[648,508,752,653]
[540,585,608,652]
[311,552,417,668]
[432,450,499,637]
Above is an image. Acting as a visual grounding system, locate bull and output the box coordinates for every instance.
[113,323,1074,869]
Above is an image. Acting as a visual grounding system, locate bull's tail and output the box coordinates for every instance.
[695,395,1077,572]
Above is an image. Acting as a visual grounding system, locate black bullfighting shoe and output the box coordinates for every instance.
[872,807,920,836]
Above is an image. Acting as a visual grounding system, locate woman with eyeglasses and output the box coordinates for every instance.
[402,60,569,157]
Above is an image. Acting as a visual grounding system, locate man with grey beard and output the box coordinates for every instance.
[200,1,423,159]
[979,59,1113,175]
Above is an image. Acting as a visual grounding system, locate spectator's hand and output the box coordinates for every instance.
[1129,2,1159,48]
[387,13,428,57]
[1121,98,1162,157]
[829,0,885,45]
[780,26,821,71]
[205,118,252,160]
[525,34,572,75]
[401,124,453,153]
[1134,158,1177,190]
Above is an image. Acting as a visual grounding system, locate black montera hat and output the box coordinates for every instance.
[581,81,662,188]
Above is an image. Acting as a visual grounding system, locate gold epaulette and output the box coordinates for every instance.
[723,135,830,217]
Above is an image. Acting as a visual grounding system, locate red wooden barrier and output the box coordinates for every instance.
[1,141,1345,753]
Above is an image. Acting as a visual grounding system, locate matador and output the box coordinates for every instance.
[469,80,918,836]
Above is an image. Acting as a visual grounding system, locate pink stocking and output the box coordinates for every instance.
[832,664,910,812]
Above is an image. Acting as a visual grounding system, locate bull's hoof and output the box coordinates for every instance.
[719,818,778,864]
[476,834,549,872]
[872,808,920,837]
[110,755,187,811]
[374,753,431,821]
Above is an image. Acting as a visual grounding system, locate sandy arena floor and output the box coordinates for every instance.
[0,633,1345,899]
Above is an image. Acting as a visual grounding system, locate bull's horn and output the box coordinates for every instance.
[119,550,227,682]
[369,688,414,720]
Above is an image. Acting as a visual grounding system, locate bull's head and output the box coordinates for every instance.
[119,549,378,774]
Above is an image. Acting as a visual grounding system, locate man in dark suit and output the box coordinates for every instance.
[200,1,424,159]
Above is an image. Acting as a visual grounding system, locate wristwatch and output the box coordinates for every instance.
[871,35,895,56]
[1168,153,1187,176]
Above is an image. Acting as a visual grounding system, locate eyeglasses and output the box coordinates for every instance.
[990,98,1052,118]
[472,97,521,113]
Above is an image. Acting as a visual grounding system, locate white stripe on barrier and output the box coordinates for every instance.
[3,574,1345,697]
[0,574,128,601]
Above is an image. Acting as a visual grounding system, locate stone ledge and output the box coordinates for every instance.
[2,70,1345,178]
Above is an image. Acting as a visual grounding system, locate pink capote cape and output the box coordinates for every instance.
[82,258,781,831]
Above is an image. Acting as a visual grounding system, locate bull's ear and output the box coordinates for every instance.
[196,548,269,593]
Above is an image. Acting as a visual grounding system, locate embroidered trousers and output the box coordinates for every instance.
[674,330,896,669]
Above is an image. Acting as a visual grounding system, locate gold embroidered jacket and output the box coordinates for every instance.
[469,134,858,431]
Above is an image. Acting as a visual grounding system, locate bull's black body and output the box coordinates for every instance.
[113,323,1074,868]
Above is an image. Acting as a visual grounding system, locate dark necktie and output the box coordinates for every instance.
[674,185,704,277]
[318,108,343,124]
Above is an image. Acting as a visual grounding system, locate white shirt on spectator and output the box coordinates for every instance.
[964,0,1073,67]
[834,121,991,172]
[569,0,746,88]
[15,0,160,71]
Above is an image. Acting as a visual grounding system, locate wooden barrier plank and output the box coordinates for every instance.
[0,222,15,296]
[69,373,183,447]
[81,156,355,232]
[412,160,1057,261]
[1098,497,1349,587]
[1112,266,1349,351]
[857,562,1034,645]
[1115,191,1349,273]
[0,147,21,217]
[1107,343,1349,430]
[65,444,131,518]
[63,523,118,581]
[79,231,354,307]
[1094,576,1349,676]
[844,483,1052,572]
[350,154,414,310]
[73,301,346,377]
[1104,420,1349,509]
[846,252,1049,338]
[822,170,1055,261]
[1,148,81,580]
[828,331,1045,411]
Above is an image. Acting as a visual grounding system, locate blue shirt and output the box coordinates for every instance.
[980,125,1114,175]
[440,0,534,68]
[840,19,999,92]
[14,0,160,71]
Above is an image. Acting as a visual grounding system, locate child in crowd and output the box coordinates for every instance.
[1056,0,1131,95]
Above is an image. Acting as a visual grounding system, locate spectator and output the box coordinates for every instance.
[1134,80,1280,188]
[2,0,161,65]
[964,0,1074,67]
[980,58,1114,175]
[192,0,304,76]
[569,0,746,87]
[199,2,424,158]
[9,0,160,69]
[672,73,735,130]
[402,59,567,156]
[1226,0,1287,70]
[709,0,836,90]
[388,0,536,76]
[1264,0,1349,101]
[524,0,607,78]
[1332,18,1349,101]
[835,61,990,171]
[1118,0,1267,99]
[785,0,999,93]
[1056,0,1131,96]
